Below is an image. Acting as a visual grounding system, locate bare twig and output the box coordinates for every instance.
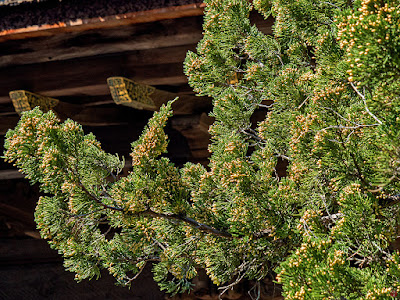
[152,237,168,251]
[298,96,309,109]
[126,261,148,284]
[275,153,291,161]
[273,51,284,66]
[320,123,379,132]
[367,175,398,193]
[320,212,343,227]
[240,128,265,143]
[257,102,274,109]
[228,84,265,93]
[321,106,357,124]
[218,260,255,298]
[320,1,341,9]
[350,82,382,125]
[248,281,261,300]
[78,182,124,211]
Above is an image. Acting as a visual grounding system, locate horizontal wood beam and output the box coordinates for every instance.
[0,239,61,265]
[0,16,204,68]
[0,3,205,42]
[0,169,25,180]
[6,82,210,119]
[0,203,36,227]
[0,14,272,106]
[0,31,203,68]
[0,40,198,69]
[0,14,273,69]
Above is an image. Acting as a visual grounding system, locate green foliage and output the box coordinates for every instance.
[4,0,400,298]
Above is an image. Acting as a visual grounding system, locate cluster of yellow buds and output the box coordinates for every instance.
[337,0,400,84]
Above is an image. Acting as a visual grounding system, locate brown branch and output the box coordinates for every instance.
[136,209,233,239]
[78,187,279,240]
[126,261,148,284]
[116,255,161,264]
[78,183,124,211]
[76,179,233,238]
[73,168,233,238]
[66,163,125,212]
[73,186,282,241]
[75,178,283,241]
[240,128,265,143]
[75,169,273,240]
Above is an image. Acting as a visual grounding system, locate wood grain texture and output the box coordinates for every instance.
[0,1,204,41]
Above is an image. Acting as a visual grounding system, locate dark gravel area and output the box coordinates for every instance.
[0,0,200,31]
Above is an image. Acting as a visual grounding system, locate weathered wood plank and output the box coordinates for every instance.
[71,107,129,126]
[0,169,25,180]
[0,201,41,238]
[0,239,60,265]
[0,257,165,299]
[0,41,198,68]
[0,3,205,42]
[7,85,210,122]
[0,16,204,67]
[0,13,273,68]
[0,31,203,67]
[0,203,36,227]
